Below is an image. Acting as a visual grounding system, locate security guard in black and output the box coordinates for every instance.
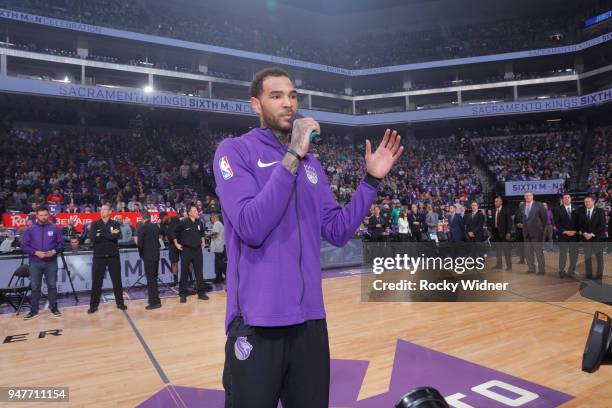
[87,204,126,313]
[137,212,162,308]
[173,205,208,301]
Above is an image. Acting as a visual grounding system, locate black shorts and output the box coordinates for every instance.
[168,245,180,263]
[223,317,330,408]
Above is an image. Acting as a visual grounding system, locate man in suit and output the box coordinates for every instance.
[578,196,606,282]
[491,196,512,270]
[137,211,162,309]
[465,202,485,242]
[368,206,386,242]
[447,204,465,242]
[465,201,485,258]
[408,204,424,242]
[519,191,547,275]
[425,204,439,237]
[554,193,578,278]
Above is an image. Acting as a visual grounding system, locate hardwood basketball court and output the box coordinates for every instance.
[1,259,611,407]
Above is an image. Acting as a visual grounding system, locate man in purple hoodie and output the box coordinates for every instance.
[20,206,64,320]
[214,67,403,408]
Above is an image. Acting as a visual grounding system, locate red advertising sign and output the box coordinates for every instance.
[2,211,176,232]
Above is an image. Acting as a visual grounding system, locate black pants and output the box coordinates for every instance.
[524,236,545,273]
[583,241,604,281]
[214,250,226,281]
[144,259,160,306]
[467,238,485,259]
[515,231,525,261]
[169,246,180,284]
[493,238,512,268]
[180,247,205,296]
[90,256,124,308]
[223,318,330,408]
[558,240,578,274]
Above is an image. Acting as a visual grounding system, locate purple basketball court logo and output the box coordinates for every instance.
[139,339,574,407]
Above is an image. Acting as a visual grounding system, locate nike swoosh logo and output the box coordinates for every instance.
[257,159,280,168]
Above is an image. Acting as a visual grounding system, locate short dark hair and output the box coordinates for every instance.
[36,206,49,213]
[250,67,293,98]
[159,211,168,218]
[188,204,198,212]
[141,211,151,220]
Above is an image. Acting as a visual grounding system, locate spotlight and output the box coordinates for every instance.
[582,311,612,373]
[143,85,154,93]
[395,387,449,408]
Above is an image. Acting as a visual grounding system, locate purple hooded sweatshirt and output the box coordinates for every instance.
[213,128,378,333]
[21,221,64,263]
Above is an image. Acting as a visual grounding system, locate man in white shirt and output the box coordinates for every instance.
[209,214,226,283]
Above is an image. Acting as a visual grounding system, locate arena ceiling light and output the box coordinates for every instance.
[52,76,71,83]
[143,85,154,93]
[582,311,612,373]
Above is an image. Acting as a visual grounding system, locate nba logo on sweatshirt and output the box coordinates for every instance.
[219,156,234,180]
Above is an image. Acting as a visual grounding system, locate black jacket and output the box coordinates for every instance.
[465,211,485,241]
[88,218,121,258]
[554,205,579,242]
[137,221,161,261]
[407,212,424,235]
[368,215,386,239]
[578,207,606,241]
[490,206,512,240]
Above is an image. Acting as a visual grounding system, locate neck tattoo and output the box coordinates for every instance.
[261,120,290,146]
[272,128,290,146]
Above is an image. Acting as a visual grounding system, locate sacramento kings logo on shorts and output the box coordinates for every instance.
[234,337,253,361]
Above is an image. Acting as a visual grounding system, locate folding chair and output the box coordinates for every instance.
[0,255,31,315]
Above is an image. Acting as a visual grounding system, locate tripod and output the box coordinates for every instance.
[127,261,178,296]
[58,251,79,304]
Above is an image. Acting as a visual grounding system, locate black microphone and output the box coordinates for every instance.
[290,112,321,143]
